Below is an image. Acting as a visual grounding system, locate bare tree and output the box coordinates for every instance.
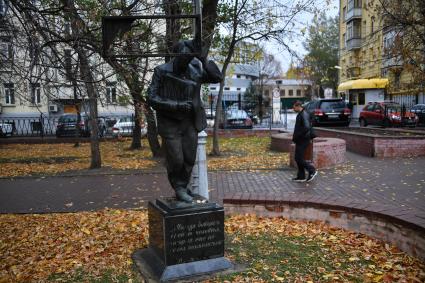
[374,0,425,97]
[210,0,317,156]
[9,0,103,168]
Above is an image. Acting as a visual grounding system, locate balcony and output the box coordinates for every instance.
[346,8,362,22]
[382,54,402,69]
[346,37,361,50]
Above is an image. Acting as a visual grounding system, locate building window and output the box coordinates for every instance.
[4,83,14,105]
[381,68,388,77]
[348,0,361,10]
[347,20,361,39]
[371,16,375,33]
[236,75,241,78]
[296,89,301,96]
[236,87,241,90]
[289,90,293,96]
[210,87,216,90]
[280,89,285,96]
[394,72,401,88]
[106,82,117,104]
[224,87,230,90]
[30,83,41,104]
[0,37,12,61]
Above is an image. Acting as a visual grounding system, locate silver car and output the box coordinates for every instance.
[112,116,147,137]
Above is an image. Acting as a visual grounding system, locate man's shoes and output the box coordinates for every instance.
[291,177,306,182]
[176,188,193,203]
[306,171,318,182]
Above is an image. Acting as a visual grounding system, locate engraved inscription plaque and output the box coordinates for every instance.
[134,199,232,282]
[165,210,224,265]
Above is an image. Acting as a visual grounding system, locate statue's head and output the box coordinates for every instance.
[172,40,195,71]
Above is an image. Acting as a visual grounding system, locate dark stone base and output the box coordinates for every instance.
[132,248,233,282]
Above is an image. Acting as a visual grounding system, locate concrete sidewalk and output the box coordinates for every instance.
[0,152,424,229]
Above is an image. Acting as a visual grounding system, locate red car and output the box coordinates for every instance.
[359,102,418,127]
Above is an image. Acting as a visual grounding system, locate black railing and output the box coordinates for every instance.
[0,115,58,137]
[0,114,132,137]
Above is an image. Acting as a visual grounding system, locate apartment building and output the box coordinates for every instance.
[338,0,424,118]
[0,2,134,120]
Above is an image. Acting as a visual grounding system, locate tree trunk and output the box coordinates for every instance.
[145,104,162,157]
[211,62,230,156]
[63,0,102,168]
[201,0,220,57]
[78,50,101,169]
[131,93,142,149]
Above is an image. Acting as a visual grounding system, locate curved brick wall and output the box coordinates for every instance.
[270,133,293,152]
[289,138,346,169]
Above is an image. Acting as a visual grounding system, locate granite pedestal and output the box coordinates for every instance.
[132,197,232,282]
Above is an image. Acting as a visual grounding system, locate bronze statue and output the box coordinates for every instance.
[147,40,222,203]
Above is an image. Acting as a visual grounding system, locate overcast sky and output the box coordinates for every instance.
[265,0,339,73]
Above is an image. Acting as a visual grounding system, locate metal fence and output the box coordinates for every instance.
[0,114,130,137]
[0,115,58,137]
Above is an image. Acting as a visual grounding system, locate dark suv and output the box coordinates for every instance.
[304,99,351,126]
[56,114,107,137]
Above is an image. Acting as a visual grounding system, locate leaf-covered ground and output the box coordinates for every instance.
[0,211,423,282]
[0,137,288,177]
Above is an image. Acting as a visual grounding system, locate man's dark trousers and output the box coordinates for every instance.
[294,140,315,179]
[159,116,198,191]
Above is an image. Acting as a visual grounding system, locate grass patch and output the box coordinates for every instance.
[0,212,423,282]
[0,137,289,177]
[219,233,370,282]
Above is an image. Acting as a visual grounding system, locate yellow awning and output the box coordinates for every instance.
[338,78,389,91]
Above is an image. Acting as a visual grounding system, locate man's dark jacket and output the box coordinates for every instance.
[292,109,314,144]
[147,58,222,136]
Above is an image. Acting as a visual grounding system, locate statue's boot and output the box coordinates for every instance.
[187,188,195,197]
[176,188,193,203]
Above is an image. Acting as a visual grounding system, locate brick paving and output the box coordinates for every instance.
[0,152,424,230]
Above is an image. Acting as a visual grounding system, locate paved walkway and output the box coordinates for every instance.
[1,152,424,229]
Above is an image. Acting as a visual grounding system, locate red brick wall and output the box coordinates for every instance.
[315,129,375,157]
[315,128,425,158]
[374,138,425,158]
[270,133,293,152]
[289,138,346,169]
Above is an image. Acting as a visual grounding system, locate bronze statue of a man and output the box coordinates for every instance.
[147,40,222,203]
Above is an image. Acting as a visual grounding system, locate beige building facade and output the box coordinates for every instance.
[261,79,312,109]
[338,0,424,118]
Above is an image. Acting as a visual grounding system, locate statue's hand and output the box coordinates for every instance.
[177,101,193,112]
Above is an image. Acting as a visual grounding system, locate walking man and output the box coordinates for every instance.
[292,101,317,182]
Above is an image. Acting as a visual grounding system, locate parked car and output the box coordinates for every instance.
[0,122,14,137]
[220,109,253,129]
[56,114,107,137]
[410,104,425,125]
[112,116,147,137]
[304,99,351,126]
[359,101,418,127]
